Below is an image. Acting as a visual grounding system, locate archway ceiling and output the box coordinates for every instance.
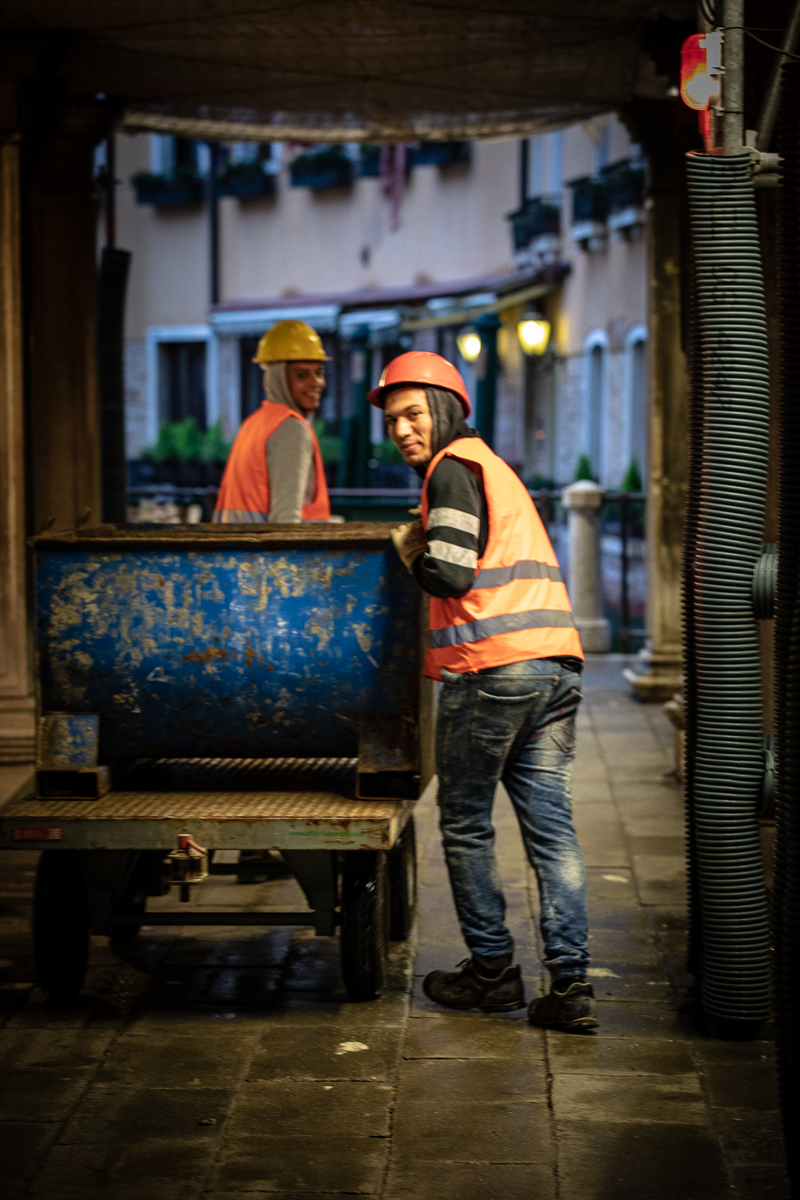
[2,1,692,140]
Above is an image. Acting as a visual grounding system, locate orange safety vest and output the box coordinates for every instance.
[214,401,330,522]
[421,437,582,679]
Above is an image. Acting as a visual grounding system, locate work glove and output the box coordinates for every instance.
[391,520,428,572]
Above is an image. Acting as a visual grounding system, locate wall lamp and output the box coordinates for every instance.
[518,314,551,356]
[457,329,483,363]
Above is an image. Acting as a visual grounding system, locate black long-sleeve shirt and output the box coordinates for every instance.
[412,455,487,598]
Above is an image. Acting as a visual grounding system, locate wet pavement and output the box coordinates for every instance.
[0,658,788,1199]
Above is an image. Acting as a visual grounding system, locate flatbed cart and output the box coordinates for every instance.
[0,524,433,1002]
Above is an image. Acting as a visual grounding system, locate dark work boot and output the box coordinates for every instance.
[423,957,525,1012]
[528,977,598,1032]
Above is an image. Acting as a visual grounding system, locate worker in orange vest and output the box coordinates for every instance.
[214,320,331,523]
[371,351,597,1032]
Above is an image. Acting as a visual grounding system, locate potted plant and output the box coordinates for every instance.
[217,160,277,199]
[507,197,561,251]
[131,165,205,207]
[411,141,471,168]
[290,146,355,190]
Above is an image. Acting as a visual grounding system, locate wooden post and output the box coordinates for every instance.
[0,123,33,761]
[22,97,105,534]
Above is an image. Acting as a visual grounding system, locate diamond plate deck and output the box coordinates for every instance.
[0,757,413,851]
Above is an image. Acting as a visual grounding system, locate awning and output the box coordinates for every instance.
[3,2,686,143]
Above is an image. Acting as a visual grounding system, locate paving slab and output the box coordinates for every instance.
[557,1120,732,1200]
[28,1140,219,1199]
[385,1160,557,1199]
[391,1097,551,1162]
[397,1054,546,1100]
[207,1134,389,1194]
[730,1163,792,1200]
[93,1029,259,1088]
[547,1033,695,1075]
[225,1080,393,1138]
[58,1084,235,1144]
[552,1072,709,1125]
[0,1121,60,1183]
[247,1026,402,1083]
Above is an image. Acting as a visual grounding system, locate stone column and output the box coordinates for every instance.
[0,121,33,761]
[562,480,610,652]
[621,99,695,702]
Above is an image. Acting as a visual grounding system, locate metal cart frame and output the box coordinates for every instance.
[1,524,433,1002]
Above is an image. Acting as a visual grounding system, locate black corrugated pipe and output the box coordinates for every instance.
[682,238,705,981]
[685,152,771,1025]
[774,60,800,1186]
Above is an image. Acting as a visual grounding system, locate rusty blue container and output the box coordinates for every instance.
[33,525,421,767]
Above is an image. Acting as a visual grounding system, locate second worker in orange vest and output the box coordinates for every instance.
[214,320,331,523]
[371,351,597,1032]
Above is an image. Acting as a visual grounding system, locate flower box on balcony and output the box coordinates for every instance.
[602,158,646,240]
[412,141,471,168]
[507,196,561,251]
[131,170,205,207]
[567,176,609,251]
[359,145,382,177]
[217,162,277,199]
[568,176,609,223]
[290,149,354,190]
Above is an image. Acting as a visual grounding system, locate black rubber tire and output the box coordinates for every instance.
[388,816,417,941]
[33,851,90,999]
[340,850,388,1001]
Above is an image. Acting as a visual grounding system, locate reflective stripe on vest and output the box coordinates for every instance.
[420,437,582,679]
[214,401,330,522]
[431,607,576,648]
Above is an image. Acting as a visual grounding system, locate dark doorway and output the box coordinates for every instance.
[158,341,207,428]
[240,336,264,420]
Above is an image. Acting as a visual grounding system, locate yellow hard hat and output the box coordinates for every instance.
[252,319,331,364]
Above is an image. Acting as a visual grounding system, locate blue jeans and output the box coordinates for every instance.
[436,658,589,980]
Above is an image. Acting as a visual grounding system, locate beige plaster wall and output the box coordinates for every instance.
[115,135,518,340]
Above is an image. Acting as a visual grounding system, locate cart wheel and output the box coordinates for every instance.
[388,816,417,941]
[33,851,90,999]
[340,851,389,1001]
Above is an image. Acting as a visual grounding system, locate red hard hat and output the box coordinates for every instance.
[368,351,472,417]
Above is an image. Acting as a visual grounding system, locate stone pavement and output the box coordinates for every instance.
[0,658,788,1199]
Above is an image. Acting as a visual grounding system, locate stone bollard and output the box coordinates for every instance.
[561,480,611,653]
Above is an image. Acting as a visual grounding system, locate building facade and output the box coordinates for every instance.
[112,115,647,490]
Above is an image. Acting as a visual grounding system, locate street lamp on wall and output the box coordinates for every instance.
[457,329,482,363]
[518,314,551,356]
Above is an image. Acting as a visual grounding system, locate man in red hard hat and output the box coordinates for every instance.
[371,351,597,1032]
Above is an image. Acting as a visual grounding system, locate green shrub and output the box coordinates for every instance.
[313,420,342,466]
[371,437,404,464]
[620,458,643,492]
[143,422,177,464]
[171,418,202,463]
[142,419,231,465]
[200,422,232,464]
[573,453,595,482]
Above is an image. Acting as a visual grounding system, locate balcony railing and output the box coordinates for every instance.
[412,141,471,167]
[290,149,355,190]
[217,162,277,199]
[506,196,561,252]
[131,170,205,207]
[601,157,646,239]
